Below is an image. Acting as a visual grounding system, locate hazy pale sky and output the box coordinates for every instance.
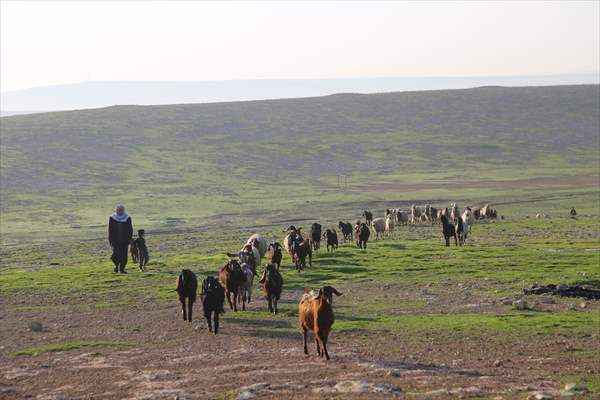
[1,0,598,92]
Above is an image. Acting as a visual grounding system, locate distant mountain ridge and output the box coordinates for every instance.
[2,73,598,113]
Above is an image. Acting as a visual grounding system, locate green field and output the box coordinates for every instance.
[1,85,599,399]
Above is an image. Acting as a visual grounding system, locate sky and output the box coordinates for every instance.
[1,0,599,92]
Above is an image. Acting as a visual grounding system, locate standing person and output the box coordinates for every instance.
[108,204,133,274]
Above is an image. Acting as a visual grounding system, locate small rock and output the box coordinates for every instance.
[500,297,513,305]
[564,383,587,392]
[493,359,503,367]
[333,380,370,393]
[237,391,255,400]
[528,392,553,400]
[385,368,402,377]
[372,383,402,396]
[29,322,43,332]
[579,302,587,309]
[241,383,269,392]
[0,387,16,395]
[559,390,575,398]
[513,299,529,310]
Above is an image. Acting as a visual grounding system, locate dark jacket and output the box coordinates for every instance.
[108,216,133,246]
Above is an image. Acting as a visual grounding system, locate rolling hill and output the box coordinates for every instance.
[2,73,598,113]
[1,84,598,241]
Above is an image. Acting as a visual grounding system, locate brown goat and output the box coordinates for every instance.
[218,259,246,312]
[299,286,342,360]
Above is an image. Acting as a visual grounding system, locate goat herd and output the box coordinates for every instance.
[174,202,499,360]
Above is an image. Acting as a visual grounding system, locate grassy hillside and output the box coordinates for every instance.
[1,84,598,242]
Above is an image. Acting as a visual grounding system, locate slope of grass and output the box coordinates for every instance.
[1,85,598,242]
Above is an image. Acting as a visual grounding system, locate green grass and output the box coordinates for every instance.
[12,340,134,357]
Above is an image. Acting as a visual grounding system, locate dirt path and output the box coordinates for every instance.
[2,286,595,400]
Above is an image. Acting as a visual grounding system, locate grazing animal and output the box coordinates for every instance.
[338,221,353,242]
[323,229,338,252]
[450,203,460,223]
[410,205,423,224]
[283,233,293,256]
[176,269,198,322]
[322,285,342,306]
[200,276,225,334]
[462,207,474,226]
[310,223,322,251]
[457,215,469,245]
[570,207,577,218]
[480,204,496,219]
[385,214,395,237]
[299,286,342,360]
[536,213,549,219]
[267,242,283,270]
[240,263,255,306]
[426,205,438,223]
[440,212,458,247]
[489,208,498,219]
[371,217,385,240]
[242,243,261,273]
[260,263,283,314]
[228,244,258,275]
[357,222,370,249]
[363,210,373,226]
[218,259,246,311]
[245,234,268,257]
[395,210,409,225]
[473,208,481,220]
[292,239,313,271]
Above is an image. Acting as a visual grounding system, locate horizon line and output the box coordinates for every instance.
[2,71,599,95]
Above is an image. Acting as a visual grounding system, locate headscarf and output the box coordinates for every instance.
[110,203,130,222]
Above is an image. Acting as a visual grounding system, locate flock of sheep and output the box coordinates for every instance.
[173,202,500,359]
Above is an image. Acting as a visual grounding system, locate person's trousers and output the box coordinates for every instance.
[111,243,129,272]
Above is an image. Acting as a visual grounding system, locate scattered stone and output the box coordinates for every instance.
[0,387,16,395]
[29,321,43,332]
[333,380,370,393]
[237,383,269,400]
[559,390,575,398]
[528,392,554,400]
[141,370,176,381]
[564,383,587,393]
[513,299,529,310]
[500,297,513,305]
[371,383,402,396]
[314,380,402,396]
[493,359,503,367]
[579,302,587,309]
[385,368,403,377]
[237,391,255,400]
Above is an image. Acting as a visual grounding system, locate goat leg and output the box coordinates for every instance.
[302,328,309,355]
[320,335,330,360]
[180,299,187,321]
[188,300,193,322]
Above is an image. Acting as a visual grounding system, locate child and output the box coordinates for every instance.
[132,229,149,271]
